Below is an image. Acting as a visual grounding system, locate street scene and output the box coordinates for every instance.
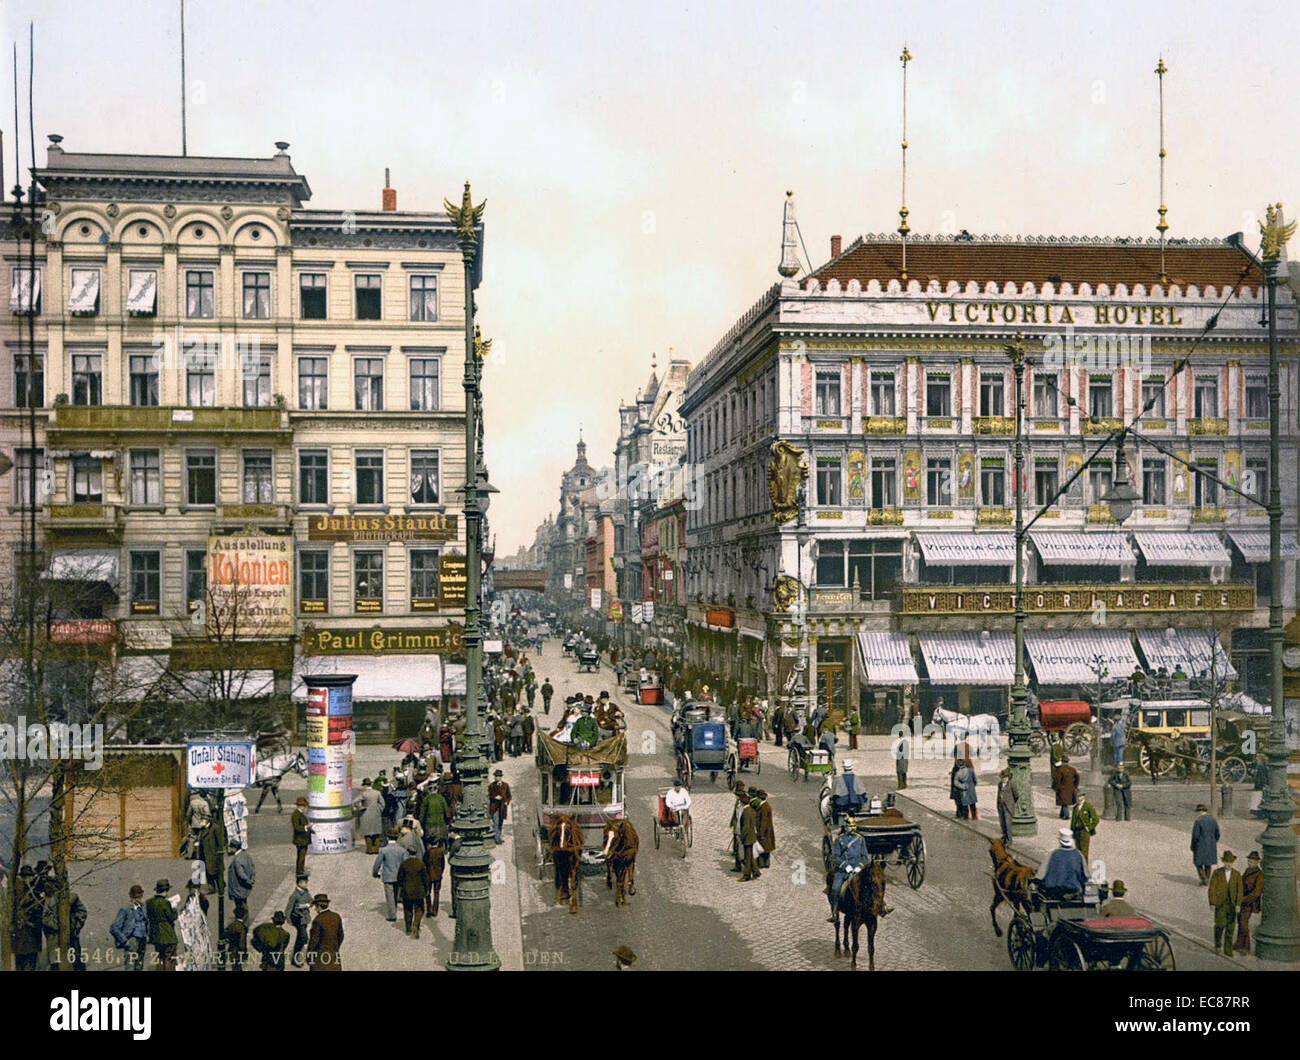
[1,0,1299,1007]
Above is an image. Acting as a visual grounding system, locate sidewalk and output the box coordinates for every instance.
[841,735,1299,971]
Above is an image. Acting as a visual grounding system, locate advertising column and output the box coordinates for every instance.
[304,673,356,853]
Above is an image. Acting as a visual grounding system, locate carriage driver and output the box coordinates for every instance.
[571,701,602,750]
[830,762,866,824]
[827,818,870,922]
[664,780,691,826]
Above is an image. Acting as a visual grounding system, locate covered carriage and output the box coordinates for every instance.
[673,702,730,788]
[1029,699,1095,757]
[533,731,627,882]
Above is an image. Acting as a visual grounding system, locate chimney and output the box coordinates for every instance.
[830,234,842,259]
[382,168,396,212]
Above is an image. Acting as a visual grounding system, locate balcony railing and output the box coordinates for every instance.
[976,507,1013,526]
[974,415,1015,435]
[1189,418,1229,436]
[864,416,907,435]
[43,503,124,532]
[50,405,287,434]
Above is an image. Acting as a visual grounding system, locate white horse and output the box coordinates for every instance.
[251,751,308,814]
[931,706,1001,755]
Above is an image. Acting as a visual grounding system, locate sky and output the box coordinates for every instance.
[3,0,1297,553]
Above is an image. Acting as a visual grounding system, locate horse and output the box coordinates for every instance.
[828,860,887,970]
[932,706,1001,758]
[251,751,308,813]
[600,818,638,907]
[548,814,584,914]
[988,837,1035,937]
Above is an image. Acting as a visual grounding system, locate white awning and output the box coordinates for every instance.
[1030,531,1131,566]
[44,549,119,586]
[67,269,100,313]
[1135,628,1238,681]
[9,267,39,312]
[858,631,919,684]
[917,631,1014,685]
[1133,532,1230,566]
[444,662,467,696]
[914,532,1015,567]
[1227,529,1300,564]
[1024,629,1141,685]
[126,270,158,314]
[293,655,443,701]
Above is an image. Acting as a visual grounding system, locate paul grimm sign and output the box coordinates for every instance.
[902,584,1255,616]
[301,624,464,656]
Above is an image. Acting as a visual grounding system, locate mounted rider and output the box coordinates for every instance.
[827,817,870,922]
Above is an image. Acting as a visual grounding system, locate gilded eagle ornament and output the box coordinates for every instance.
[1259,202,1296,263]
[444,180,486,247]
[474,325,492,362]
[768,440,807,524]
[771,574,801,614]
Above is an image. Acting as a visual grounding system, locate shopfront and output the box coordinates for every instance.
[916,630,1015,720]
[857,630,919,733]
[1023,628,1142,694]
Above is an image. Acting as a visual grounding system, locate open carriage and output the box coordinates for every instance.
[1006,883,1175,971]
[533,730,627,890]
[819,791,926,889]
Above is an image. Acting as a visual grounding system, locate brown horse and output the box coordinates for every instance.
[548,814,584,914]
[828,860,886,970]
[988,837,1035,937]
[600,818,639,907]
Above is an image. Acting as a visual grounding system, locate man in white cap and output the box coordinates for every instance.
[1036,828,1088,899]
[829,761,865,824]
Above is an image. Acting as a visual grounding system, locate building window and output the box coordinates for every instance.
[185,269,215,318]
[353,551,384,612]
[870,458,896,508]
[979,374,1005,417]
[980,459,1006,506]
[871,372,895,416]
[1088,464,1113,505]
[242,354,272,408]
[299,273,327,320]
[129,552,161,613]
[68,267,101,315]
[1033,373,1057,418]
[1245,456,1267,506]
[1141,378,1166,418]
[71,455,102,503]
[241,272,271,319]
[14,353,43,408]
[1142,457,1166,505]
[1194,458,1219,508]
[355,450,384,505]
[1194,378,1219,418]
[298,355,328,410]
[410,450,440,505]
[185,345,216,407]
[126,269,157,316]
[1245,376,1268,419]
[71,352,102,406]
[129,353,160,406]
[299,450,328,506]
[1034,460,1059,506]
[926,457,951,506]
[354,274,382,320]
[13,448,47,508]
[186,549,206,612]
[299,550,329,613]
[815,539,902,599]
[186,450,216,507]
[354,357,384,411]
[1088,377,1113,419]
[409,358,439,411]
[9,266,40,314]
[814,370,841,416]
[242,450,274,504]
[409,274,438,321]
[129,450,162,506]
[926,374,951,417]
[816,456,841,506]
[410,549,440,608]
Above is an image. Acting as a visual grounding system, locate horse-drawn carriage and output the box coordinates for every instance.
[728,737,760,782]
[673,702,730,788]
[1028,700,1095,757]
[1005,883,1175,971]
[787,735,835,783]
[653,787,692,857]
[819,791,926,890]
[577,645,601,673]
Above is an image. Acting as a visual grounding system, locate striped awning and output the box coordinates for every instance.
[1135,628,1237,681]
[917,631,1015,685]
[914,532,1015,567]
[67,268,100,313]
[1024,629,1141,685]
[1030,531,1131,566]
[293,655,443,701]
[126,269,158,314]
[857,631,919,684]
[1227,529,1300,564]
[1133,532,1230,566]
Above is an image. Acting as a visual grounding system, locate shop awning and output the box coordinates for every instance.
[1227,529,1300,564]
[43,550,120,591]
[1133,532,1230,566]
[126,270,158,314]
[444,662,467,697]
[914,532,1015,567]
[1135,628,1238,681]
[857,631,919,684]
[1024,629,1141,685]
[293,655,443,701]
[1030,531,1131,566]
[917,631,1014,685]
[67,269,100,313]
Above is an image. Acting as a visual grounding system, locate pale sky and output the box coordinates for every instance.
[3,0,1297,553]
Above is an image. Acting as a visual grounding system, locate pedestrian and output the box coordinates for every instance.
[541,679,554,715]
[955,753,978,821]
[488,769,512,845]
[356,778,384,854]
[1052,754,1080,821]
[419,782,451,849]
[509,713,525,757]
[291,796,312,876]
[1209,851,1243,957]
[1107,764,1132,821]
[522,711,536,754]
[894,725,909,789]
[177,880,212,971]
[398,819,423,857]
[110,884,149,971]
[493,717,507,762]
[1191,803,1219,885]
[372,829,406,922]
[41,873,88,971]
[424,840,446,917]
[729,782,749,872]
[284,872,313,967]
[251,911,290,971]
[145,879,179,971]
[996,768,1015,844]
[612,945,637,971]
[397,848,429,938]
[12,865,43,971]
[306,893,343,971]
[739,795,761,881]
[755,789,776,869]
[1100,880,1137,918]
[227,841,256,911]
[1070,789,1099,865]
[1110,712,1127,768]
[1235,851,1264,954]
[847,710,860,751]
[220,903,249,971]
[949,749,965,819]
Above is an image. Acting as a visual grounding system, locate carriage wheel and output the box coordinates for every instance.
[1007,915,1036,971]
[653,818,661,850]
[535,827,547,881]
[906,835,926,889]
[1048,933,1086,971]
[1028,731,1048,755]
[821,835,833,875]
[1136,933,1176,971]
[788,748,800,781]
[725,755,738,791]
[754,756,761,776]
[1064,724,1093,757]
[1138,744,1175,777]
[1218,756,1248,785]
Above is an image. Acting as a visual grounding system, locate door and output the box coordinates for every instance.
[817,666,847,717]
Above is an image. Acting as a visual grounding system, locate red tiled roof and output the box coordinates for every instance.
[813,238,1263,294]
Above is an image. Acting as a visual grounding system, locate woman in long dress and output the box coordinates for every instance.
[177,883,212,971]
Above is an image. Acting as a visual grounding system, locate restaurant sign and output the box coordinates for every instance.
[903,583,1255,617]
[49,619,117,645]
[301,623,465,656]
[307,513,458,542]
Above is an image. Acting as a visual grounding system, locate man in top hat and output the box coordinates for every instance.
[1037,829,1088,900]
[306,894,343,971]
[1235,851,1264,954]
[488,769,512,845]
[612,945,636,970]
[145,878,178,971]
[830,761,865,824]
[291,797,312,876]
[1191,803,1219,885]
[1208,851,1243,957]
[754,789,776,869]
[284,873,313,967]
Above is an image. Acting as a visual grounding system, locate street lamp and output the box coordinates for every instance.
[1007,340,1037,836]
[1100,436,1140,524]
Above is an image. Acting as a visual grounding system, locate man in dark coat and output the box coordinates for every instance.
[425,840,447,917]
[1107,764,1132,821]
[541,679,554,715]
[755,789,776,869]
[306,893,343,971]
[145,879,178,971]
[291,797,312,876]
[419,784,451,848]
[110,884,149,971]
[522,712,536,753]
[12,866,44,971]
[739,796,761,881]
[227,842,256,910]
[488,770,512,845]
[396,852,429,938]
[220,906,249,971]
[1052,754,1080,820]
[1235,851,1264,954]
[1209,851,1243,957]
[1191,804,1219,885]
[284,873,313,967]
[996,769,1016,844]
[251,910,290,971]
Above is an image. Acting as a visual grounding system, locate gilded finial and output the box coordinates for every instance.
[1155,56,1167,77]
[1155,57,1170,285]
[473,324,492,362]
[444,180,486,247]
[900,45,912,65]
[898,44,913,281]
[778,189,801,278]
[1260,202,1296,262]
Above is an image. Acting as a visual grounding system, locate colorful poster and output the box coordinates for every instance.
[207,535,293,637]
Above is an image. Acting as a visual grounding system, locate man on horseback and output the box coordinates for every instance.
[827,818,869,923]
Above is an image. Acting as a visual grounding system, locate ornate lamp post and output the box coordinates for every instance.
[444,181,500,971]
[1007,339,1037,836]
